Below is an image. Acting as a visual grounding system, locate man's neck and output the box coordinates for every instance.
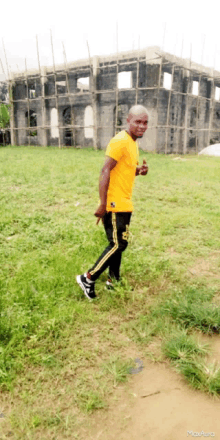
[126,130,137,141]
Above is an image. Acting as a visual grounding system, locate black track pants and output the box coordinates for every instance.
[89,212,132,282]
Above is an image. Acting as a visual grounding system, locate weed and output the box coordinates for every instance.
[77,391,106,413]
[103,357,134,387]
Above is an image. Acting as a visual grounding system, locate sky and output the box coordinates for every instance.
[1,0,220,81]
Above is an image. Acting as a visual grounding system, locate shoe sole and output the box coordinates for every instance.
[76,275,93,301]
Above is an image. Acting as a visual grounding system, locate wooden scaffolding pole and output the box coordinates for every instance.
[164,63,175,154]
[207,47,217,147]
[36,35,47,147]
[115,23,119,136]
[183,75,189,154]
[9,79,16,146]
[183,44,192,154]
[135,36,140,105]
[155,55,163,153]
[25,58,31,145]
[195,37,205,153]
[208,75,215,146]
[92,56,98,150]
[11,123,220,134]
[50,30,61,148]
[175,66,184,155]
[87,40,98,150]
[0,58,6,81]
[62,42,75,147]
[2,41,16,145]
[2,39,10,80]
[195,72,202,154]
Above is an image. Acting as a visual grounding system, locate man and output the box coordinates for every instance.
[76,104,149,300]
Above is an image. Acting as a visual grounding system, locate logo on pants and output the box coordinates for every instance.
[122,224,129,241]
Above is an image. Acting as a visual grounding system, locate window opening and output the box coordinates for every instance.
[163,72,172,90]
[63,107,73,146]
[77,77,89,92]
[50,108,59,138]
[56,81,66,86]
[25,110,37,136]
[190,108,197,134]
[56,80,66,94]
[29,83,36,99]
[63,107,71,125]
[118,72,132,89]
[215,86,220,101]
[192,81,199,96]
[113,105,125,134]
[0,82,8,102]
[84,105,94,139]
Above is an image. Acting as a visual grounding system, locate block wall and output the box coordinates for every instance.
[12,59,220,152]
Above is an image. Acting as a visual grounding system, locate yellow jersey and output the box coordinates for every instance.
[105,130,139,212]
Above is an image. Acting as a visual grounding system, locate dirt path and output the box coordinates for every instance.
[84,340,220,440]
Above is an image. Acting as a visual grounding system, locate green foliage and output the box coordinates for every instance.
[0,103,10,129]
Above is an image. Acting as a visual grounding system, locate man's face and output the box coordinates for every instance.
[127,113,148,138]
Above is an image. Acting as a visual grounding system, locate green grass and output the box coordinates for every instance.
[162,330,210,361]
[0,145,220,439]
[149,286,220,334]
[177,360,220,395]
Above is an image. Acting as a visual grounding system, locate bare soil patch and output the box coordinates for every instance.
[84,357,220,440]
[188,252,220,279]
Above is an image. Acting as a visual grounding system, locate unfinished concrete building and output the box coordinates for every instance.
[6,46,220,152]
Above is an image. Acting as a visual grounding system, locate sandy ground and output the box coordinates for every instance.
[1,340,220,440]
[84,337,220,440]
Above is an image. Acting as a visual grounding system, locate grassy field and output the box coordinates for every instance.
[0,145,220,439]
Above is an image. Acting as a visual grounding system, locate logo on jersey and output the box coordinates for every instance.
[110,202,116,208]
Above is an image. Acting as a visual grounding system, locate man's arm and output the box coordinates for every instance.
[94,156,117,221]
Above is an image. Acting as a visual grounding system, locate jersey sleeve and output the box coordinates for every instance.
[106,137,124,162]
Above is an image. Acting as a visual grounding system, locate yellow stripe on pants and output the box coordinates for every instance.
[90,212,118,276]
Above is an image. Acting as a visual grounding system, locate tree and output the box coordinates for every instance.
[0,103,10,145]
[0,103,10,127]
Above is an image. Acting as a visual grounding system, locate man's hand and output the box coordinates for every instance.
[136,159,148,176]
[94,203,106,224]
